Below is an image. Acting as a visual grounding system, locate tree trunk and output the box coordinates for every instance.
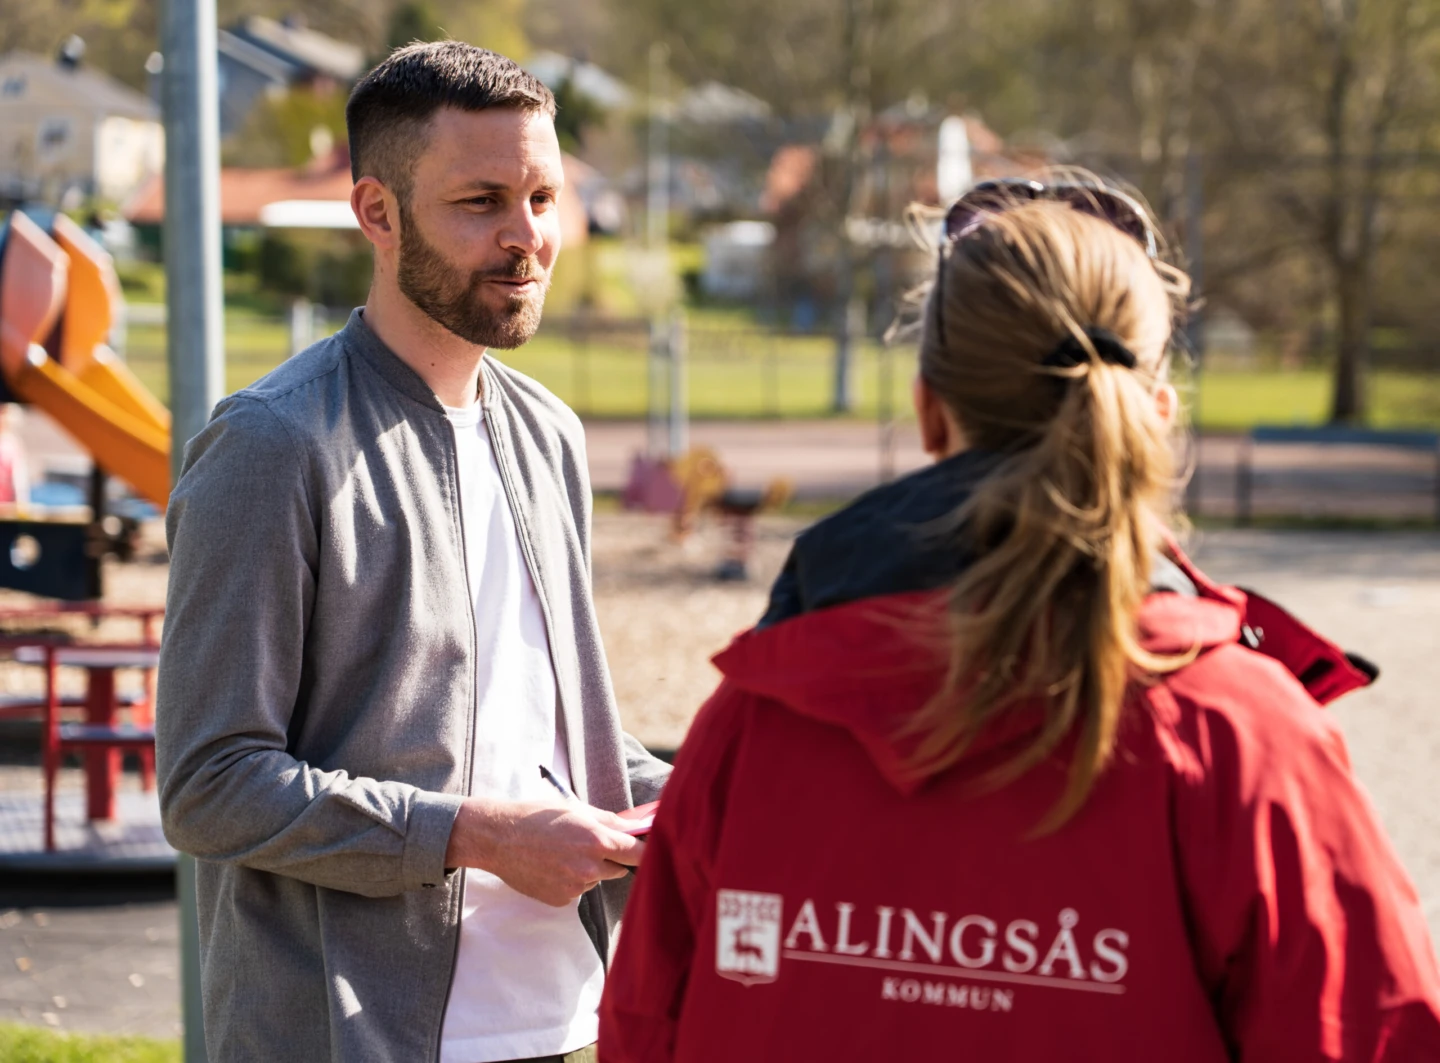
[1329,257,1370,424]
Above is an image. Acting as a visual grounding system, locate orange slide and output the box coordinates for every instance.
[0,212,170,508]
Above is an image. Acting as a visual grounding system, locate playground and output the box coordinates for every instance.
[0,209,1438,1055]
[2,509,1439,1048]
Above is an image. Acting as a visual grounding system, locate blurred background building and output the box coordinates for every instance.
[0,43,163,208]
[217,15,365,138]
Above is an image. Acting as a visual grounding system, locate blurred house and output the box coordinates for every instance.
[759,110,1047,327]
[126,148,358,233]
[675,82,771,126]
[524,52,634,111]
[524,51,779,232]
[760,112,1031,229]
[217,16,365,138]
[702,221,776,299]
[562,154,628,236]
[0,48,163,207]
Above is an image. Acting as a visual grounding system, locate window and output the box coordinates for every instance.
[37,117,72,162]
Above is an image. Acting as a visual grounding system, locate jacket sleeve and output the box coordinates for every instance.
[155,396,461,897]
[1165,652,1440,1061]
[622,731,672,806]
[599,680,747,1063]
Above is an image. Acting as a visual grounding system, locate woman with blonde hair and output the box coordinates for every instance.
[598,178,1440,1062]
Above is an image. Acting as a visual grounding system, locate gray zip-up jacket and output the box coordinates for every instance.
[156,310,671,1063]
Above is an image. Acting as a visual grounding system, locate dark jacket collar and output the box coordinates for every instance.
[759,450,995,628]
[758,450,1198,629]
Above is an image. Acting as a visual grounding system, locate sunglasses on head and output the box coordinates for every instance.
[931,178,1159,351]
[941,178,1159,259]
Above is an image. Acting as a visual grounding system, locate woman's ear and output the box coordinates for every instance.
[1155,382,1179,428]
[914,376,965,459]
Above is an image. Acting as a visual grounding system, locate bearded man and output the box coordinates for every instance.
[155,42,670,1063]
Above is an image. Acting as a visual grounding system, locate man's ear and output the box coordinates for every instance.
[352,176,400,251]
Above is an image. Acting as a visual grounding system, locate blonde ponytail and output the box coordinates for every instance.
[905,197,1192,831]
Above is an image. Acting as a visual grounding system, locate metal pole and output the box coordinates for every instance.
[1183,151,1206,517]
[645,44,671,459]
[647,319,667,458]
[838,294,865,411]
[831,0,872,415]
[668,312,688,458]
[878,338,895,484]
[162,0,223,1055]
[164,0,225,450]
[288,297,314,356]
[646,43,670,254]
[176,854,207,1062]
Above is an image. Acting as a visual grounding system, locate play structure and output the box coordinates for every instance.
[0,211,169,866]
[625,446,792,581]
[0,210,170,599]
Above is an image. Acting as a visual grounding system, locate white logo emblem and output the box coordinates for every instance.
[716,889,783,986]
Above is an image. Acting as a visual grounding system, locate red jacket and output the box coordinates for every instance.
[599,553,1440,1062]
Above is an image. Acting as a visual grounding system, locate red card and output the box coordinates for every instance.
[616,800,659,837]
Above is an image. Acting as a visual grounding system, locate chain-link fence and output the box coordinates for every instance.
[120,307,921,422]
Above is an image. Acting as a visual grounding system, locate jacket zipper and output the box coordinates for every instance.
[479,374,613,967]
[479,375,575,795]
[433,409,480,1063]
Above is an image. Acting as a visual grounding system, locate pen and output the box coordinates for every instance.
[543,764,641,876]
[539,764,579,802]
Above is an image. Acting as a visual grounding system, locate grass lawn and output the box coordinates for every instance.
[117,307,1440,429]
[1190,369,1440,430]
[119,310,915,419]
[0,1023,179,1063]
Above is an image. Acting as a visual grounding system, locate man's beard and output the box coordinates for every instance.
[396,205,549,349]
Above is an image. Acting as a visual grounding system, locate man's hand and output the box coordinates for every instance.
[444,796,646,907]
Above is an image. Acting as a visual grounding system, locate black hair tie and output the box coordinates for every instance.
[1042,327,1138,371]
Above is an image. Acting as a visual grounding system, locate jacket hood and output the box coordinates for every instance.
[738,455,1374,794]
[716,573,1245,797]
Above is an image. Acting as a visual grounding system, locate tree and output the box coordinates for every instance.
[0,0,160,89]
[604,0,974,411]
[385,0,445,51]
[558,0,1440,422]
[1196,0,1440,422]
[551,69,607,153]
[430,0,529,60]
[223,86,349,169]
[381,0,529,59]
[880,0,1440,423]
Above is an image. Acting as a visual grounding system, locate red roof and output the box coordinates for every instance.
[124,152,355,226]
[760,114,1047,215]
[124,149,591,246]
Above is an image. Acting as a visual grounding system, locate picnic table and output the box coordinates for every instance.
[13,643,160,826]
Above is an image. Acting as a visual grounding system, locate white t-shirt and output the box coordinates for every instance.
[439,400,604,1063]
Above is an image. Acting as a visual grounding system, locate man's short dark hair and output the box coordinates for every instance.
[346,41,556,202]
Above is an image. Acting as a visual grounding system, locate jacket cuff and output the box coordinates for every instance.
[402,790,464,892]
